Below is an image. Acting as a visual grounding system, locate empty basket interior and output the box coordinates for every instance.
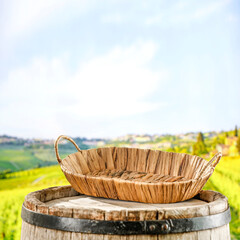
[60,147,213,181]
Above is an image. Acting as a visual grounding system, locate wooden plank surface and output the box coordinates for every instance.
[44,194,208,221]
[45,194,207,210]
[21,221,230,240]
[24,186,229,221]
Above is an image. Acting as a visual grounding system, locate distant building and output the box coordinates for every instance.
[82,141,99,146]
[156,142,173,149]
[112,134,133,142]
[204,132,217,138]
[225,137,238,146]
[42,140,55,145]
[216,137,239,157]
[134,136,152,143]
[216,144,229,156]
[139,144,153,149]
[177,133,196,141]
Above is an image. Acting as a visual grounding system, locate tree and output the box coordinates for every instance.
[197,132,204,142]
[192,132,208,155]
[237,135,240,154]
[234,125,238,137]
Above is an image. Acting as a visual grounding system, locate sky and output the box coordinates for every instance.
[0,0,239,139]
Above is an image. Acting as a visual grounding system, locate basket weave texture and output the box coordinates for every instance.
[55,135,222,203]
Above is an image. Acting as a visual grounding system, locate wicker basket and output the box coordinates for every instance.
[55,135,222,203]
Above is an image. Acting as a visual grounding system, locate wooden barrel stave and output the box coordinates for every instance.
[21,222,230,240]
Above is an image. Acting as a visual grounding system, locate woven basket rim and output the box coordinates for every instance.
[60,156,213,185]
[61,146,215,175]
[74,146,207,158]
[65,146,213,163]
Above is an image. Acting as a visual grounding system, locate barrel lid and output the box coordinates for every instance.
[24,185,228,221]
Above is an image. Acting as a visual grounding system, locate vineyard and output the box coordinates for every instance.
[0,156,239,240]
[0,146,74,172]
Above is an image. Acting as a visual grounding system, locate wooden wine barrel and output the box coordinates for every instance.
[21,186,231,240]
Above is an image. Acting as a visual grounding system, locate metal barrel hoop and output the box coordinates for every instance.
[21,204,231,235]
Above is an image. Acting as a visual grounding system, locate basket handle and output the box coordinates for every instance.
[54,135,81,163]
[196,152,222,180]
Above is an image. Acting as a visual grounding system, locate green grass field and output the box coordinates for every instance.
[0,165,68,240]
[204,157,240,239]
[0,146,73,172]
[0,148,42,172]
[0,157,239,240]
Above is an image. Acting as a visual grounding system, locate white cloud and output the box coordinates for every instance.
[0,41,168,138]
[2,0,64,39]
[193,0,231,19]
[101,13,125,24]
[144,0,231,26]
[226,14,239,23]
[1,0,96,40]
[145,15,163,26]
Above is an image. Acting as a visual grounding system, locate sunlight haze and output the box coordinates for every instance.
[0,0,239,138]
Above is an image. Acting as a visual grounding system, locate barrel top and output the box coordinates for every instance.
[45,195,206,210]
[24,185,228,221]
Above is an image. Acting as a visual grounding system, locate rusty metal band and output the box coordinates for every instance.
[21,204,231,235]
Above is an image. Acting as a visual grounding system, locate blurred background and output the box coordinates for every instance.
[0,0,239,239]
